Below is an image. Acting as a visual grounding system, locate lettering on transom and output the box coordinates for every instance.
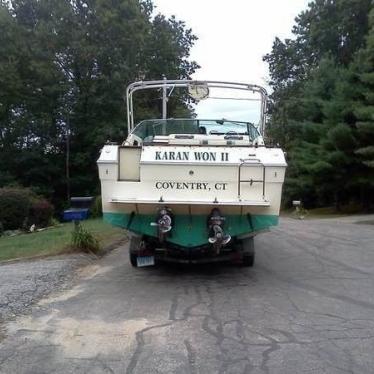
[154,151,229,162]
[155,182,227,191]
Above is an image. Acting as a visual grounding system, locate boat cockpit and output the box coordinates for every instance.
[124,119,265,147]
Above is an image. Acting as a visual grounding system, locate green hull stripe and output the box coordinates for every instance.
[103,212,278,247]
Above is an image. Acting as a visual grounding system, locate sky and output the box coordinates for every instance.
[153,0,310,86]
[152,0,310,122]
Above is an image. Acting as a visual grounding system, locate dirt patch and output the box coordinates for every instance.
[38,286,83,306]
[7,311,150,359]
[99,237,128,256]
[53,317,149,358]
[76,263,113,280]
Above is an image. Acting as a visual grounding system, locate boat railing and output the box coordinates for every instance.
[238,159,266,201]
[125,79,268,137]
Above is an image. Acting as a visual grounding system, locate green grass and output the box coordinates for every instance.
[355,220,374,225]
[0,219,125,262]
[300,207,348,219]
[281,203,365,219]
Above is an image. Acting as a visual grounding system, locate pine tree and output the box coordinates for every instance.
[352,8,374,208]
[264,0,373,209]
[355,8,374,169]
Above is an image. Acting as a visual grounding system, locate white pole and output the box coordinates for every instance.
[162,76,167,119]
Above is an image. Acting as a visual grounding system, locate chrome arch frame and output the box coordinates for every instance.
[125,79,268,137]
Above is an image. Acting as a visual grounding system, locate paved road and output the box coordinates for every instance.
[1,217,374,374]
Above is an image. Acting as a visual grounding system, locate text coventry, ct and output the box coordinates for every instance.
[155,182,228,190]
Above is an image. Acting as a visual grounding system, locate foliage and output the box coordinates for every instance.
[0,0,198,209]
[71,223,100,253]
[29,199,54,227]
[90,196,102,218]
[264,0,374,210]
[0,187,54,230]
[0,188,32,230]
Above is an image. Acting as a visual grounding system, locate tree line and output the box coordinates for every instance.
[2,0,373,214]
[264,0,374,211]
[0,0,198,211]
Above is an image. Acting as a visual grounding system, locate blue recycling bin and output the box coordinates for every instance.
[63,208,90,222]
[63,196,94,222]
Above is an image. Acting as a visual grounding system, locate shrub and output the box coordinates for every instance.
[0,221,3,236]
[0,187,55,230]
[71,223,100,253]
[0,188,32,230]
[29,199,54,227]
[90,196,102,218]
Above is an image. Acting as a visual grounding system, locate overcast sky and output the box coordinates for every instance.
[153,0,310,87]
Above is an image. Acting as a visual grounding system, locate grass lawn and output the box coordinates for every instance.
[0,219,125,262]
[281,204,365,219]
[355,220,374,225]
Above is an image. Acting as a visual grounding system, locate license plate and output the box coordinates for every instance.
[137,256,155,267]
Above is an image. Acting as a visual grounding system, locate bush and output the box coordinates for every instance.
[0,188,32,230]
[0,221,3,236]
[29,199,54,227]
[0,187,55,230]
[71,223,100,253]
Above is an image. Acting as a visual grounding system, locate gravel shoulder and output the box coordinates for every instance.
[0,254,93,323]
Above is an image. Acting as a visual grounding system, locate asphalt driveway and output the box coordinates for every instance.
[0,217,374,374]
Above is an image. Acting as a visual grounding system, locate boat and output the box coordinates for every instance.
[97,79,287,267]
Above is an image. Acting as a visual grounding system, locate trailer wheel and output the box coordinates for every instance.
[129,235,142,267]
[243,253,255,267]
[130,252,138,267]
[241,237,255,267]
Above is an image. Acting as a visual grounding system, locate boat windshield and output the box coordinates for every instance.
[132,119,260,142]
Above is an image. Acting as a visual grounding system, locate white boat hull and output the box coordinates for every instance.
[98,144,286,248]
